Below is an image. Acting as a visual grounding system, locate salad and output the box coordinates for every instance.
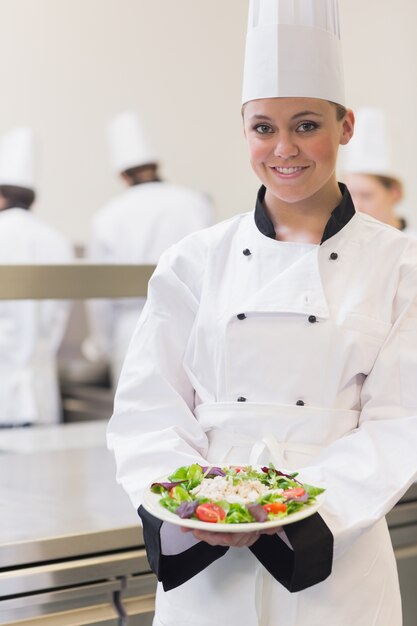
[150,463,325,524]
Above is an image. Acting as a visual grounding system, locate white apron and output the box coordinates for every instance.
[108,210,416,626]
[0,330,63,424]
[0,208,73,424]
[154,402,401,626]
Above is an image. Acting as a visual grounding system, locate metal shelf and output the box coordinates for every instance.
[0,264,155,299]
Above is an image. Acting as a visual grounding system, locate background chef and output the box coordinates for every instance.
[107,1,417,625]
[86,111,214,387]
[0,127,73,426]
[342,106,416,236]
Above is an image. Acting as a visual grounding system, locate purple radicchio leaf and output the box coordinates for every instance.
[176,500,199,519]
[246,503,268,523]
[200,466,226,477]
[284,491,309,503]
[261,467,302,485]
[151,480,187,493]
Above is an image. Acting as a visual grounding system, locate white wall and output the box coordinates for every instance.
[0,0,416,244]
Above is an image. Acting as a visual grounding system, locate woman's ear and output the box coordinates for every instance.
[390,180,404,204]
[340,109,355,146]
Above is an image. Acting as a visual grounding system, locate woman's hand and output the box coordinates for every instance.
[181,526,278,547]
[183,527,260,547]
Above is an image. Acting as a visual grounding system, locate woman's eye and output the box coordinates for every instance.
[297,122,318,133]
[254,124,273,134]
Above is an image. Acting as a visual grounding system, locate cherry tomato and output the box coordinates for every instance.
[262,502,287,514]
[195,503,226,523]
[234,466,246,474]
[282,488,306,499]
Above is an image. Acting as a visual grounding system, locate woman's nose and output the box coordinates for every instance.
[273,133,299,159]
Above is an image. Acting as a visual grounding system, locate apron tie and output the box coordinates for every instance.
[249,433,323,467]
[204,427,324,468]
[255,561,272,626]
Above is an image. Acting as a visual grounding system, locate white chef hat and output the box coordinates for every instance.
[107,111,157,174]
[242,0,345,106]
[342,107,399,179]
[0,127,37,190]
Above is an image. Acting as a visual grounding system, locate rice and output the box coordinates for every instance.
[190,475,281,504]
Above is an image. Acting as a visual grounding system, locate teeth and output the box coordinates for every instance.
[274,166,304,174]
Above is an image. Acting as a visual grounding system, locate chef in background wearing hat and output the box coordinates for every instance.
[107,2,417,625]
[0,128,73,426]
[342,107,416,236]
[86,111,213,388]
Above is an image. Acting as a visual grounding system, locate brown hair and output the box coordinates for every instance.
[329,102,348,121]
[371,174,403,194]
[0,185,35,210]
[122,163,159,186]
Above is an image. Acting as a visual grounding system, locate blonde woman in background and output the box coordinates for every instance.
[342,107,416,237]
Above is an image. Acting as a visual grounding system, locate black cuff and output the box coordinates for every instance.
[249,513,333,592]
[138,506,229,591]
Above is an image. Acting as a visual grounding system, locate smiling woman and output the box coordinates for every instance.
[107,1,417,626]
[242,98,354,240]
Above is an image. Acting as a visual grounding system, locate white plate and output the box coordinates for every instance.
[142,471,325,533]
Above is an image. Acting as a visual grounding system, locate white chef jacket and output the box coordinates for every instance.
[0,208,73,424]
[403,225,417,238]
[107,185,417,626]
[87,181,213,385]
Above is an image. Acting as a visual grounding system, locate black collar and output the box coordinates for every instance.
[131,178,162,187]
[254,183,356,244]
[399,217,408,231]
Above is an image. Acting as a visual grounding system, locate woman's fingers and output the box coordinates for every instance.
[191,529,261,547]
[181,525,277,542]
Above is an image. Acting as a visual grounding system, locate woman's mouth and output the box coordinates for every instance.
[270,165,309,179]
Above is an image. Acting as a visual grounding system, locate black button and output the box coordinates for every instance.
[296,400,305,406]
[308,315,317,324]
[329,252,338,260]
[237,313,246,320]
[237,396,247,402]
[243,248,252,256]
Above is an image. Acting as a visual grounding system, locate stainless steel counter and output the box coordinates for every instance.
[0,420,109,454]
[1,422,415,624]
[0,422,155,624]
[0,264,157,623]
[0,448,143,564]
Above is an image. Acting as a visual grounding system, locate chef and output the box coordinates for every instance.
[107,1,417,625]
[0,127,73,425]
[342,106,417,236]
[86,111,213,387]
